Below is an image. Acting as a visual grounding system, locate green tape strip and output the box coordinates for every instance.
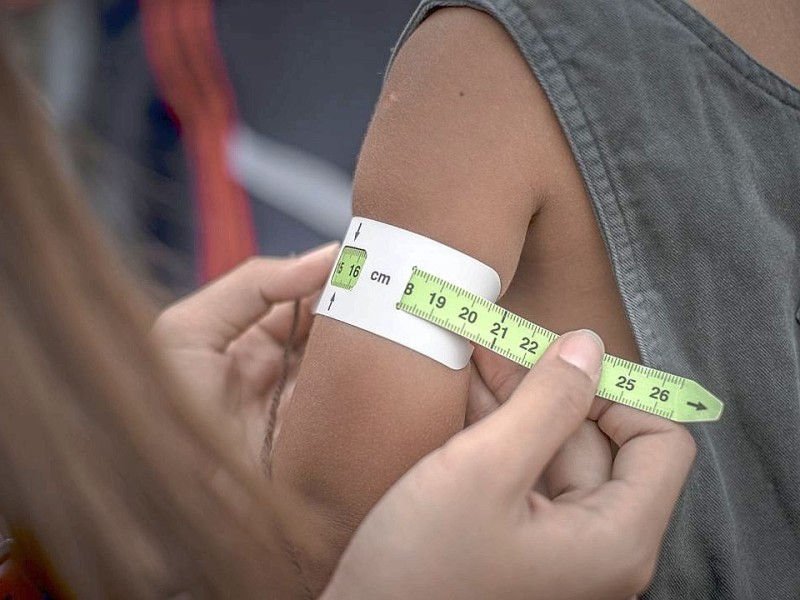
[331,246,367,290]
[397,268,723,423]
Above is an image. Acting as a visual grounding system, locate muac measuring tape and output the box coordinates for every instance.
[317,218,723,424]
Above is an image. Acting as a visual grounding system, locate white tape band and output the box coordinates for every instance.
[315,217,501,369]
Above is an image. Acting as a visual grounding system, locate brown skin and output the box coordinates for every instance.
[268,2,800,591]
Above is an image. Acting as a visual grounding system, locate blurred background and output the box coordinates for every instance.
[2,0,418,297]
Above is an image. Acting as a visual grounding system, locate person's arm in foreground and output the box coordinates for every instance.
[270,10,545,589]
[272,8,689,592]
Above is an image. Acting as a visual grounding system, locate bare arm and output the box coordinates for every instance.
[271,7,614,591]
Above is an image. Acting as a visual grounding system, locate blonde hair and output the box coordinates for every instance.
[0,26,307,599]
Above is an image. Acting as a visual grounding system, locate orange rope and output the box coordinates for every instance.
[140,0,256,282]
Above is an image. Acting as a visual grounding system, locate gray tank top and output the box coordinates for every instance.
[392,1,800,597]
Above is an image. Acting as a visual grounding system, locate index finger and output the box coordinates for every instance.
[155,242,339,350]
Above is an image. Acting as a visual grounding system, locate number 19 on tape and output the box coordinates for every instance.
[396,267,723,423]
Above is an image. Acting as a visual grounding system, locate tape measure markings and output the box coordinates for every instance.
[331,246,367,290]
[397,267,722,423]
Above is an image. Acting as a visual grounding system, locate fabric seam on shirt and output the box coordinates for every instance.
[650,0,800,112]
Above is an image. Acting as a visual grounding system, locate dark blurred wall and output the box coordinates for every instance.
[217,0,418,176]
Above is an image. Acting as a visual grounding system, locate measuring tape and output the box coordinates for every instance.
[328,242,723,423]
[393,267,723,423]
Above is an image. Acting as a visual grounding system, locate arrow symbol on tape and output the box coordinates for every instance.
[687,401,707,411]
[328,293,336,311]
[354,222,362,240]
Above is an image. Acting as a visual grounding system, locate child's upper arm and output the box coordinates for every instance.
[271,7,574,589]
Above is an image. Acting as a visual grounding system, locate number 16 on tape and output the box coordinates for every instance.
[397,267,723,423]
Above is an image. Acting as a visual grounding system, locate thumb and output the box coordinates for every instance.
[459,330,604,496]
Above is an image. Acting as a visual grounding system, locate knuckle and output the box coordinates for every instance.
[652,420,697,468]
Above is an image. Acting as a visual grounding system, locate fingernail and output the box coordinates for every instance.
[558,329,604,379]
[300,241,340,261]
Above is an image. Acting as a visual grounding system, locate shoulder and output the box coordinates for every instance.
[354,6,571,289]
